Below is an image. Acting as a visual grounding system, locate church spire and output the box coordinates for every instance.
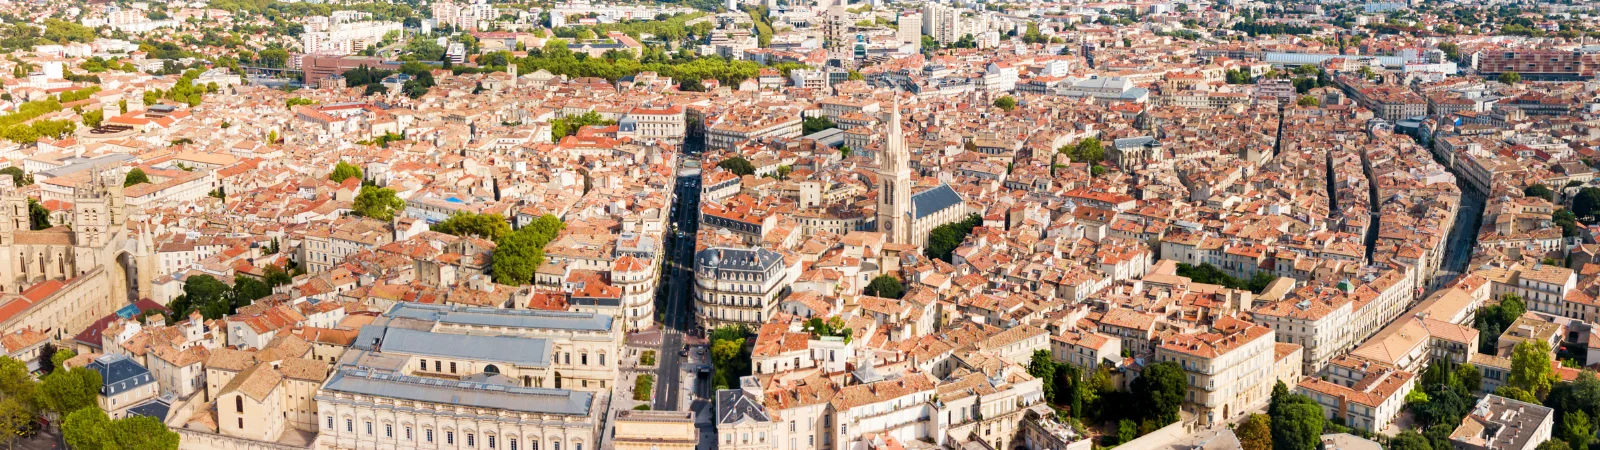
[884,99,907,172]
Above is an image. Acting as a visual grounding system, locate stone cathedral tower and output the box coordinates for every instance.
[876,101,912,244]
[0,169,151,302]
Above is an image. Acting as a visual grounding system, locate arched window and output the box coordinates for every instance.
[235,395,244,413]
[484,364,500,374]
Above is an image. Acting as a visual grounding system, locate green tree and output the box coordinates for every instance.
[1237,414,1272,450]
[864,275,905,299]
[1537,441,1574,450]
[329,160,363,184]
[1499,71,1522,85]
[1525,183,1556,202]
[49,349,74,375]
[432,212,512,240]
[802,115,836,134]
[1297,95,1320,107]
[716,156,756,176]
[0,167,28,187]
[1059,137,1106,165]
[81,109,103,128]
[62,407,112,450]
[1270,387,1325,450]
[1510,339,1556,398]
[352,186,405,221]
[123,168,150,187]
[0,395,32,449]
[1117,419,1136,444]
[1497,386,1540,403]
[925,214,981,262]
[1565,410,1593,450]
[62,408,179,450]
[1028,351,1057,403]
[1133,361,1185,424]
[1391,430,1434,450]
[26,198,49,230]
[232,277,272,309]
[550,111,616,142]
[993,95,1017,111]
[491,215,564,285]
[38,367,100,417]
[1456,364,1483,394]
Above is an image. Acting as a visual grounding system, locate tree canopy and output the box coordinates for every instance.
[717,156,756,176]
[1525,183,1556,202]
[26,198,48,231]
[491,215,564,285]
[352,186,405,221]
[802,115,836,135]
[63,407,180,450]
[329,161,363,184]
[1059,137,1106,165]
[993,95,1017,112]
[1132,361,1185,425]
[1236,414,1271,450]
[1175,263,1278,293]
[926,214,981,262]
[123,168,150,187]
[431,212,512,240]
[1509,339,1557,398]
[1499,71,1522,84]
[550,111,615,143]
[863,275,905,299]
[1269,381,1325,450]
[40,367,100,417]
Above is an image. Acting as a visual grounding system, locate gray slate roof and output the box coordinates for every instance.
[910,184,963,220]
[322,368,591,416]
[715,389,770,425]
[88,354,154,397]
[364,326,554,367]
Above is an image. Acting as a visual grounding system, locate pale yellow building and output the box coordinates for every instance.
[613,410,697,450]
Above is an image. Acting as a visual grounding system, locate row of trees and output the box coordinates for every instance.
[167,268,294,321]
[432,212,514,241]
[1174,262,1279,293]
[925,214,982,263]
[514,40,769,87]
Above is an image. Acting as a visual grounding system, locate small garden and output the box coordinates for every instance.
[640,350,657,366]
[634,374,654,401]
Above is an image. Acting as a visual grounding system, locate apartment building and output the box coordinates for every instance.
[1480,264,1577,317]
[694,247,795,328]
[706,113,803,150]
[1153,317,1276,426]
[1449,395,1554,450]
[620,105,686,144]
[1297,358,1415,433]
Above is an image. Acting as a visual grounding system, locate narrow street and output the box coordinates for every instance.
[1432,177,1487,290]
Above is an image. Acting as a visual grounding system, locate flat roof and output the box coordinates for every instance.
[322,368,592,416]
[385,302,613,332]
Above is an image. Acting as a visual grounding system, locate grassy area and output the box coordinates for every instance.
[641,350,657,366]
[634,374,655,401]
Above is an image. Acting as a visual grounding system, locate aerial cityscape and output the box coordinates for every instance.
[0,0,1598,449]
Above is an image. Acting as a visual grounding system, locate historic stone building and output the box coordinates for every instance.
[0,170,154,340]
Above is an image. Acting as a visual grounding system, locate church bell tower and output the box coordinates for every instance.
[876,100,912,244]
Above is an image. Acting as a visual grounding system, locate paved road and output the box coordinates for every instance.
[654,158,701,411]
[1431,178,1487,290]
